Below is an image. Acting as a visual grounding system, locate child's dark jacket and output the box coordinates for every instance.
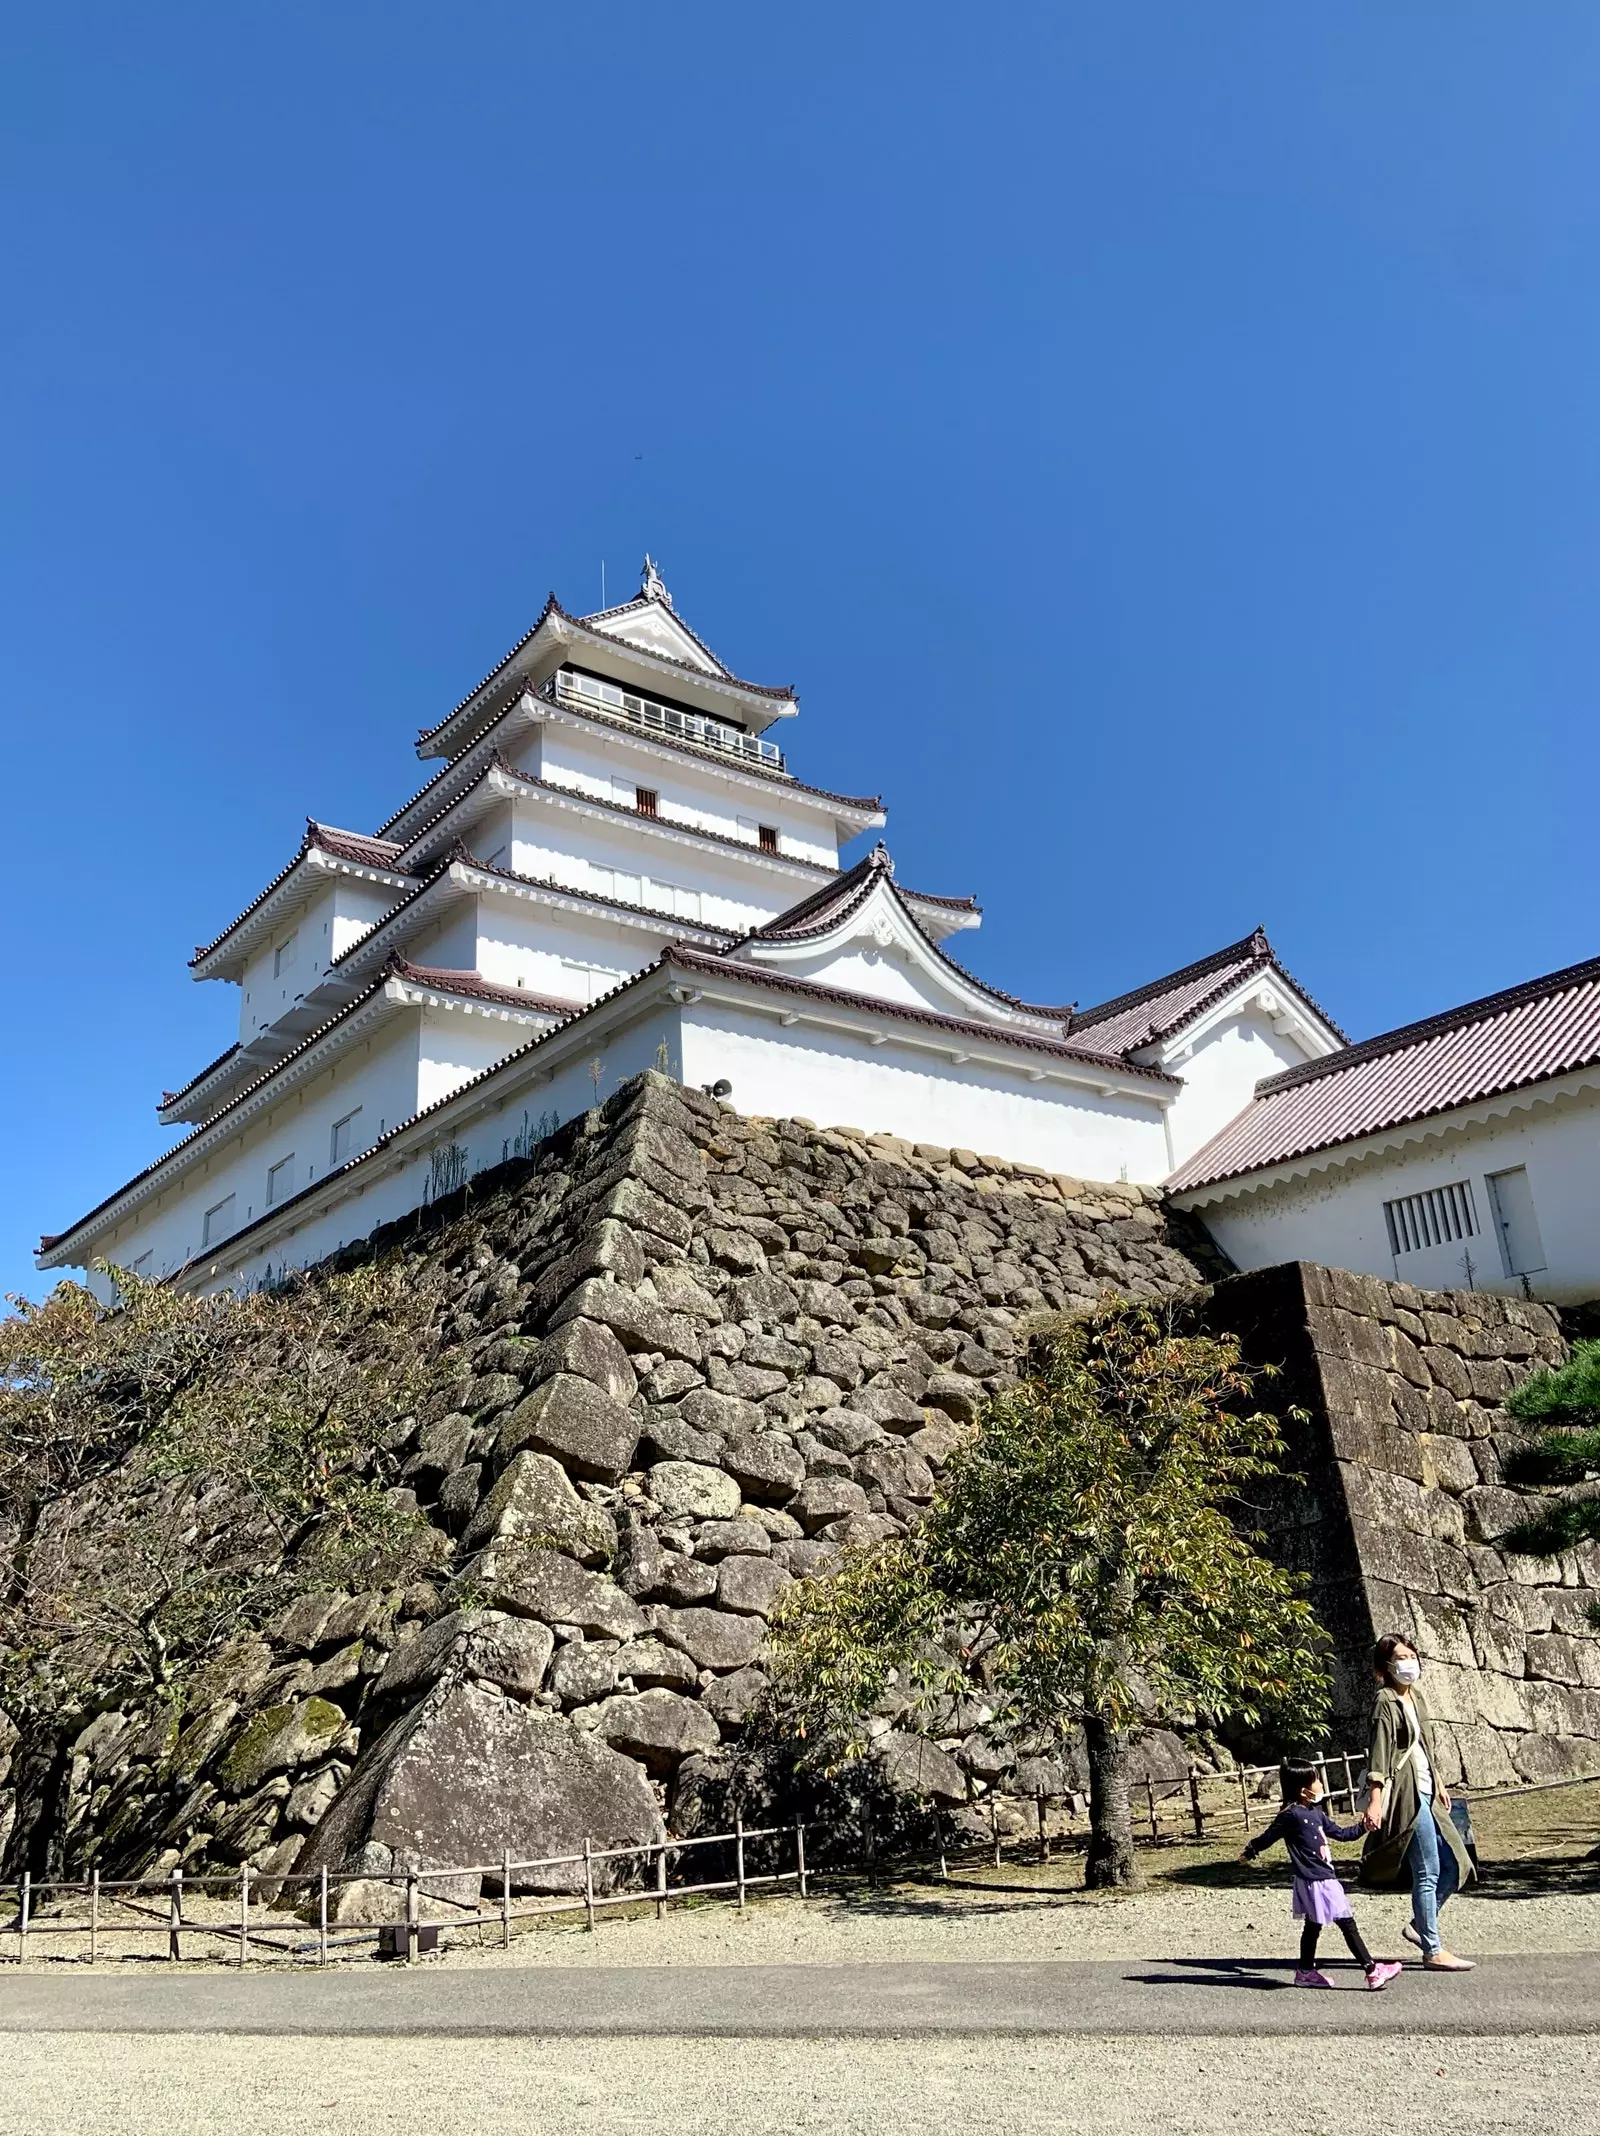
[1241,1802,1361,1884]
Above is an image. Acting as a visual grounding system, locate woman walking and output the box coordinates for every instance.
[1359,1632,1475,1970]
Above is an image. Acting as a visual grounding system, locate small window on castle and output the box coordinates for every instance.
[635,787,659,818]
[274,933,297,978]
[758,824,779,854]
[202,1195,236,1250]
[266,1154,296,1206]
[1383,1181,1477,1257]
[330,1109,362,1166]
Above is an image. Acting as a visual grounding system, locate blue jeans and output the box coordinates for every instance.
[1405,1803,1461,1956]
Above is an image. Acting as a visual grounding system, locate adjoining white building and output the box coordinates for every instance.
[38,561,1345,1297]
[1167,954,1600,1305]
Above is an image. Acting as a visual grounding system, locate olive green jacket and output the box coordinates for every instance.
[1359,1685,1475,1890]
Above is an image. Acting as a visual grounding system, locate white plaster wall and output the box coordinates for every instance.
[238,886,336,1042]
[1185,1082,1600,1303]
[1161,1011,1317,1170]
[416,1005,537,1114]
[678,1003,1171,1182]
[471,894,665,1002]
[329,878,401,963]
[236,880,401,1043]
[91,1015,427,1287]
[399,899,481,974]
[506,797,797,935]
[536,721,839,868]
[178,1005,686,1294]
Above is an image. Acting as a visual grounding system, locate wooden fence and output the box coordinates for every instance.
[1,1750,1374,1968]
[2,1815,810,1967]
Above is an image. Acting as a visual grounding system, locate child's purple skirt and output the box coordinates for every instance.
[1292,1877,1353,1925]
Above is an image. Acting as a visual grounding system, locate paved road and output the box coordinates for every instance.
[0,1953,1594,2037]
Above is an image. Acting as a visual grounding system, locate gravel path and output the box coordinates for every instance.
[443,1867,1600,1969]
[2,2031,1594,2134]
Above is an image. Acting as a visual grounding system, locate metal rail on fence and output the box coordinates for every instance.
[0,1749,1393,1967]
[1,1812,810,1967]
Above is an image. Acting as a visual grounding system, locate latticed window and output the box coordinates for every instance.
[1384,1180,1478,1257]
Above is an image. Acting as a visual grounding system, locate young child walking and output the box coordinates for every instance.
[1240,1761,1403,1990]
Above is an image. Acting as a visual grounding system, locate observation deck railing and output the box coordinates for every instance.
[553,670,785,771]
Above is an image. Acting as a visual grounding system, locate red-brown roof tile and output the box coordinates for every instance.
[1168,949,1600,1193]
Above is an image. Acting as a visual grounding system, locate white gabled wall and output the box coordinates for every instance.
[1159,1009,1318,1170]
[1180,1081,1600,1304]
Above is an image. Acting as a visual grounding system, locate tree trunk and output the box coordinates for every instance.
[2,1727,72,1882]
[1083,1712,1140,1889]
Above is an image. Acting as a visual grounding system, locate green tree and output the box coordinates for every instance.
[0,1259,448,1875]
[768,1297,1331,1886]
[1498,1341,1600,1570]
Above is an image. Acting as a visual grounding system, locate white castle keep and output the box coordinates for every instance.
[40,561,1345,1296]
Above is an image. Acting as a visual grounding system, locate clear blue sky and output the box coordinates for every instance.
[5,3,1599,1303]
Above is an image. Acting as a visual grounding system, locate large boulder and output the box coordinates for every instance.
[462,1451,617,1565]
[583,1689,720,1773]
[648,1461,742,1521]
[527,1317,638,1406]
[216,1698,347,1796]
[721,1434,806,1502]
[374,1609,555,1705]
[652,1605,765,1672]
[300,1680,664,1911]
[466,1544,646,1640]
[876,1731,969,1805]
[496,1373,640,1482]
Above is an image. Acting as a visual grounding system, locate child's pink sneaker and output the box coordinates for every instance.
[1293,1968,1334,1988]
[1365,1961,1402,1991]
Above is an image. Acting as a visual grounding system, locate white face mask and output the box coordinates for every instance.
[1390,1657,1421,1686]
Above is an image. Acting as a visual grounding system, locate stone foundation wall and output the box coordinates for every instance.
[1203,1262,1600,1787]
[12,1077,1596,1896]
[7,1074,1222,1890]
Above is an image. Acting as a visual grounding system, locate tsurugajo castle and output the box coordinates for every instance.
[40,561,1600,1304]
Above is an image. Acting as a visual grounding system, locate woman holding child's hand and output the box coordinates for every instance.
[1358,1633,1475,1971]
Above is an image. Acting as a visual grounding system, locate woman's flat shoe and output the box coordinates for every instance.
[1423,1951,1475,1971]
[1402,1923,1421,1948]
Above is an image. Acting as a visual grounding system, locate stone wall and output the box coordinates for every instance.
[1203,1261,1600,1787]
[9,1073,1222,1892]
[14,1077,1596,1897]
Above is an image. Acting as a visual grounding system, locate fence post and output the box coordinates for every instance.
[582,1839,595,1933]
[502,1848,513,1951]
[990,1796,1001,1868]
[1145,1777,1159,1841]
[169,1869,183,1962]
[405,1873,418,1965]
[239,1863,250,1969]
[319,1867,329,1968]
[1237,1769,1252,1834]
[18,1873,30,1964]
[656,1843,669,1921]
[1036,1793,1049,1865]
[735,1812,747,1911]
[89,1870,100,1966]
[1188,1768,1204,1842]
[796,1822,809,1902]
[937,1810,949,1884]
[1342,1752,1356,1811]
